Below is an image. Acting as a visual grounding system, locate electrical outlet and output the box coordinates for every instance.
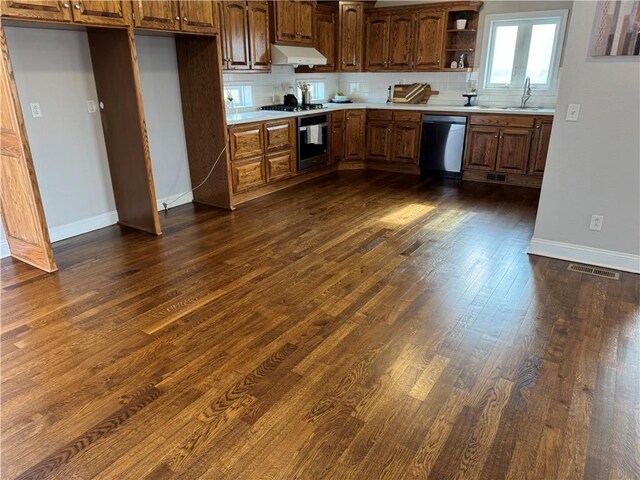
[30,103,42,118]
[566,103,581,121]
[589,215,604,231]
[86,100,97,113]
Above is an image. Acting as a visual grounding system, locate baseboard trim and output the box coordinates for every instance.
[528,237,640,274]
[1,191,194,259]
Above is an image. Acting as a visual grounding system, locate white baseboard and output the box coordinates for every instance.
[1,191,194,259]
[528,237,640,274]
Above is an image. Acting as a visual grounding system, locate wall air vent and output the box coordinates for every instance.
[567,263,620,280]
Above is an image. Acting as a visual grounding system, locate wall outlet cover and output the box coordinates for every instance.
[86,100,97,113]
[589,214,604,231]
[30,102,42,118]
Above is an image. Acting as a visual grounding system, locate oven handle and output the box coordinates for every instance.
[298,123,328,131]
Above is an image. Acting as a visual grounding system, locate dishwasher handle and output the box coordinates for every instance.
[422,115,467,125]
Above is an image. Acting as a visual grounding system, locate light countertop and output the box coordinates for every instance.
[225,102,556,126]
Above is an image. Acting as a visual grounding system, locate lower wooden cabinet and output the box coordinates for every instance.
[266,150,295,182]
[529,117,553,175]
[229,123,264,160]
[231,156,266,193]
[329,113,344,163]
[265,119,294,152]
[344,109,366,160]
[496,128,532,174]
[366,121,393,161]
[465,126,499,171]
[391,122,421,163]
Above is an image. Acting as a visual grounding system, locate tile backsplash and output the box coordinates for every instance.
[223,66,558,111]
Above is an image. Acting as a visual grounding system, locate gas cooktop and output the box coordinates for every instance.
[260,104,325,112]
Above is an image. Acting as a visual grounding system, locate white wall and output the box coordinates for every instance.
[529,0,640,273]
[135,34,192,208]
[1,26,116,256]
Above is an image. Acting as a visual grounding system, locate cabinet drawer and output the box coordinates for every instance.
[231,156,266,193]
[469,114,534,128]
[265,119,294,152]
[367,110,393,121]
[330,111,345,123]
[266,150,295,182]
[229,123,264,160]
[393,111,422,123]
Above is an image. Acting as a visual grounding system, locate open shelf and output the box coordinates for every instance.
[443,7,480,70]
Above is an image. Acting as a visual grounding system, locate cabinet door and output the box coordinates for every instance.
[344,110,366,160]
[248,1,270,70]
[264,119,293,152]
[413,11,443,70]
[266,150,295,182]
[496,128,532,174]
[0,1,73,22]
[464,126,499,171]
[296,1,315,45]
[132,0,179,31]
[222,1,250,70]
[366,121,392,161]
[388,13,413,70]
[329,121,344,163]
[179,0,218,34]
[231,156,266,193]
[529,118,552,175]
[339,2,363,72]
[313,8,336,72]
[229,123,264,160]
[392,122,421,163]
[70,0,129,26]
[365,14,389,71]
[273,0,297,43]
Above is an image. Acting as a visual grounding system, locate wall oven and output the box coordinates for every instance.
[297,113,328,172]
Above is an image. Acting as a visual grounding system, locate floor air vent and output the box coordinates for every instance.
[568,263,620,280]
[486,173,507,182]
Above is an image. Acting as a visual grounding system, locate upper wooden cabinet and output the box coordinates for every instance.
[221,0,270,72]
[271,0,315,45]
[0,0,73,22]
[364,14,389,71]
[132,1,218,33]
[338,1,363,72]
[365,12,416,71]
[313,5,336,72]
[1,0,130,26]
[413,11,443,71]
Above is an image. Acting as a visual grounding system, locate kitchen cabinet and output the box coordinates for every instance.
[496,128,532,174]
[221,0,270,72]
[248,1,271,70]
[178,0,218,34]
[0,0,73,22]
[413,11,443,71]
[344,109,366,160]
[392,122,421,163]
[0,0,130,26]
[132,1,180,31]
[529,117,553,175]
[228,118,296,194]
[366,121,393,161]
[364,14,389,71]
[338,1,363,72]
[70,1,130,26]
[271,0,315,46]
[464,126,499,171]
[314,5,337,72]
[365,12,415,71]
[329,111,344,163]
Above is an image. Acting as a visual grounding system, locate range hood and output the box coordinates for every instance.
[271,44,327,67]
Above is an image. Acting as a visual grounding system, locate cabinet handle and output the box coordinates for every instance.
[500,135,503,139]
[183,16,188,21]
[74,3,81,9]
[536,125,540,129]
[63,3,70,7]
[494,135,498,138]
[175,16,180,20]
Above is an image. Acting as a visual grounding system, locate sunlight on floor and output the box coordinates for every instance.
[379,204,435,226]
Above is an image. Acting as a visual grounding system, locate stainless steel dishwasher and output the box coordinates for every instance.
[419,115,467,178]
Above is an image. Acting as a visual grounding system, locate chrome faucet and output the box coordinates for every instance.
[520,77,532,108]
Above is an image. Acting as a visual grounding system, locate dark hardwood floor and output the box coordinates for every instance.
[1,171,638,480]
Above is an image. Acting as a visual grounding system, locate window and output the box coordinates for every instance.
[223,84,253,108]
[482,10,568,91]
[298,80,326,101]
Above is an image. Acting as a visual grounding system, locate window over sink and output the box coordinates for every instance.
[481,10,568,92]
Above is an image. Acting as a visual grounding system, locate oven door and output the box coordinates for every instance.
[298,114,328,172]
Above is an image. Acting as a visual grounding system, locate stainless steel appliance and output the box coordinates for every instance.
[260,103,325,112]
[419,115,467,178]
[297,113,328,172]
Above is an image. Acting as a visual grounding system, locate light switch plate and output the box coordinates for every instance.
[30,102,42,118]
[566,103,580,122]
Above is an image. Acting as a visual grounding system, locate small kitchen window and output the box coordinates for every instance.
[223,84,253,108]
[481,10,568,92]
[299,80,326,102]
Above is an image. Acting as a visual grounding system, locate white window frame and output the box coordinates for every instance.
[223,83,254,108]
[480,10,568,93]
[298,80,327,102]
